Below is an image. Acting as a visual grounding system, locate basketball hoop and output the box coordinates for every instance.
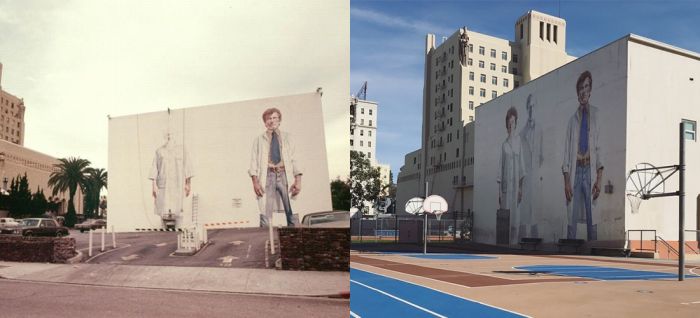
[625,163,667,213]
[434,210,445,221]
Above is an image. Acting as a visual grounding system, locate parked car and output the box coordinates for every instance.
[300,211,350,228]
[0,217,20,234]
[14,218,69,237]
[75,219,107,233]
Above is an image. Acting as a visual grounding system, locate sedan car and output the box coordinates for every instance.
[0,217,20,234]
[300,211,350,228]
[14,218,69,237]
[75,219,107,233]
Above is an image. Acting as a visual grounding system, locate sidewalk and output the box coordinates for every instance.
[0,261,349,298]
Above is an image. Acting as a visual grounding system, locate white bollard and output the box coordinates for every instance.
[88,229,93,257]
[269,223,275,255]
[101,226,105,252]
[112,226,116,248]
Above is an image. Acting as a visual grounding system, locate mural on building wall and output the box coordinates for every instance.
[108,92,331,232]
[561,71,603,241]
[249,107,303,228]
[476,41,628,245]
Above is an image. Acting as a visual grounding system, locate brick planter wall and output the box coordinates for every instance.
[278,228,349,271]
[0,236,77,263]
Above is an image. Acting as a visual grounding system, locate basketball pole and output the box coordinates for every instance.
[424,181,429,255]
[679,122,685,281]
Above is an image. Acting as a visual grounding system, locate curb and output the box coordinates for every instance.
[64,249,84,264]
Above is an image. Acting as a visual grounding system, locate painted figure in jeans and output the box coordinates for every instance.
[498,106,526,244]
[249,108,302,227]
[562,71,603,241]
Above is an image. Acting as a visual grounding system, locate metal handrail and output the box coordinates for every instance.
[656,235,679,257]
[626,229,656,252]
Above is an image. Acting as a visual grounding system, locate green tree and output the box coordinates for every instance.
[48,157,91,227]
[30,187,48,217]
[82,168,108,219]
[8,174,32,218]
[350,151,380,214]
[330,178,350,211]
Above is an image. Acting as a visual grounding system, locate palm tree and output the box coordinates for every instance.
[82,168,108,219]
[48,157,91,227]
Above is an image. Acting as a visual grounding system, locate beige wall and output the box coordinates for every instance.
[0,140,76,216]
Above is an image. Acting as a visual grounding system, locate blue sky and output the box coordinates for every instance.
[351,0,700,182]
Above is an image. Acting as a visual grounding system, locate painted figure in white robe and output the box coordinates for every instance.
[498,107,526,244]
[149,132,193,226]
[519,94,544,238]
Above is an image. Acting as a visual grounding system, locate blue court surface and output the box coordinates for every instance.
[380,252,496,260]
[350,268,526,318]
[515,265,699,281]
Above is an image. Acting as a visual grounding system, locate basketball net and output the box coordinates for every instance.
[434,210,444,221]
[626,193,643,214]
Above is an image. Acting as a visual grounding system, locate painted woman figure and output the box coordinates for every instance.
[497,107,526,244]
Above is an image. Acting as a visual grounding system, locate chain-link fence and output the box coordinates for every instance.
[351,212,473,244]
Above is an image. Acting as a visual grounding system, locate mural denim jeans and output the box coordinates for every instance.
[262,170,294,227]
[569,164,597,240]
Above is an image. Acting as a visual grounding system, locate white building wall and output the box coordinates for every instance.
[625,37,700,241]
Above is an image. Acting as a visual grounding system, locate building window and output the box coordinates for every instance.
[520,23,524,39]
[539,21,544,39]
[360,140,364,146]
[478,46,485,55]
[480,74,486,83]
[479,88,486,97]
[502,51,507,60]
[350,129,354,135]
[360,130,364,136]
[478,60,484,68]
[467,58,473,66]
[469,72,474,81]
[468,44,473,52]
[368,130,372,137]
[547,23,551,41]
[469,101,474,110]
[369,109,373,115]
[490,49,496,58]
[515,80,520,88]
[456,148,460,158]
[490,63,496,71]
[413,157,417,164]
[503,78,509,87]
[512,67,518,75]
[492,90,497,98]
[360,119,364,125]
[369,120,373,126]
[368,152,371,159]
[469,86,474,95]
[368,141,372,147]
[350,140,353,146]
[501,65,507,73]
[469,115,474,121]
[492,76,497,85]
[361,108,364,114]
[554,25,558,43]
[513,54,519,63]
[683,119,697,141]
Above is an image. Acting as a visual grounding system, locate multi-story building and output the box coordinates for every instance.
[397,10,573,215]
[0,63,75,217]
[350,87,392,214]
[0,63,26,145]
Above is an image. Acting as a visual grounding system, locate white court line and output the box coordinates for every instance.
[352,268,530,318]
[689,266,700,276]
[350,279,447,318]
[350,311,362,318]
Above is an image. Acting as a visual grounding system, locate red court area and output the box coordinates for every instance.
[351,250,700,317]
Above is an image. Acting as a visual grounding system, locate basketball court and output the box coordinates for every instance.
[351,250,700,317]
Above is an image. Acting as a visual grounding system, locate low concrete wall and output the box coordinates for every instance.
[278,228,349,271]
[0,236,77,263]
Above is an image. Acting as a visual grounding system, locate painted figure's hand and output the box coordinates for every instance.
[564,183,573,203]
[518,189,522,204]
[184,183,191,197]
[152,183,157,199]
[592,181,601,200]
[253,181,264,197]
[290,182,301,197]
